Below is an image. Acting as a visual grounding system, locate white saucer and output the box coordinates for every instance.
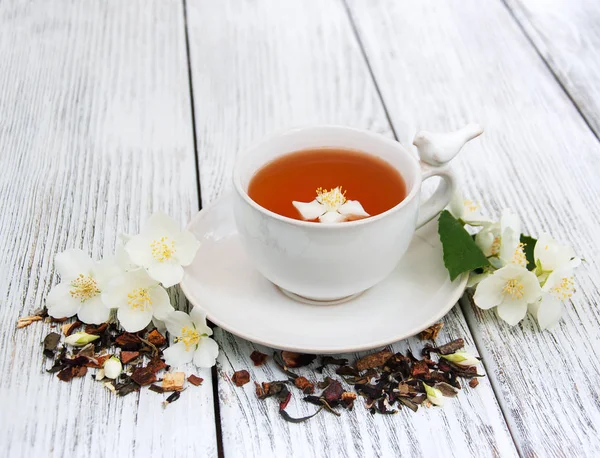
[180,193,468,354]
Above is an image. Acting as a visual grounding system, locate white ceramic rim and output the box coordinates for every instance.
[232,125,423,230]
[181,194,469,354]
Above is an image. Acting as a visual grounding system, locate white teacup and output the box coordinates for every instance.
[233,125,481,302]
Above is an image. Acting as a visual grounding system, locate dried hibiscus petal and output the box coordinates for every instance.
[356,349,393,371]
[322,379,344,403]
[232,370,250,387]
[281,351,316,368]
[250,350,268,366]
[294,376,315,394]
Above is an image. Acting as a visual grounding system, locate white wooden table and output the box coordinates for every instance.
[2,0,600,456]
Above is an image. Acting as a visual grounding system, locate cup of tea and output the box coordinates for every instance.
[232,125,481,302]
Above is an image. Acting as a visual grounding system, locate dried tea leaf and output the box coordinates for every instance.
[232,370,250,387]
[411,361,429,377]
[43,332,61,352]
[147,329,167,347]
[279,407,323,423]
[436,382,459,397]
[435,339,465,355]
[341,392,357,409]
[163,391,181,407]
[398,397,419,412]
[188,374,204,386]
[336,365,359,377]
[281,351,316,368]
[131,367,157,386]
[149,384,165,394]
[116,382,139,397]
[316,356,348,372]
[250,350,268,366]
[163,372,186,391]
[356,349,393,371]
[120,351,140,365]
[294,376,315,394]
[469,378,480,389]
[115,332,141,350]
[147,356,167,374]
[419,323,444,340]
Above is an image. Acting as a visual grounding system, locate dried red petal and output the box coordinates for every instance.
[232,370,250,387]
[250,350,268,366]
[356,350,393,371]
[279,391,292,410]
[469,378,480,388]
[281,351,316,368]
[411,360,429,377]
[294,376,315,394]
[322,379,344,403]
[85,323,108,335]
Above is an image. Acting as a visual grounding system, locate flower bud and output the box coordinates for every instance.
[64,332,100,346]
[423,383,445,406]
[103,356,122,379]
[441,351,479,367]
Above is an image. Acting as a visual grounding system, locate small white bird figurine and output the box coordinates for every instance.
[413,123,483,166]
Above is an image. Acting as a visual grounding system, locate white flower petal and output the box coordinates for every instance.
[292,200,326,220]
[148,285,172,320]
[499,227,520,265]
[467,271,491,288]
[93,256,124,286]
[46,282,81,318]
[164,341,194,367]
[55,249,94,279]
[473,275,506,310]
[117,305,153,333]
[152,317,167,334]
[534,233,576,272]
[519,269,543,303]
[338,200,370,217]
[535,295,564,330]
[496,299,528,326]
[144,212,181,239]
[77,295,110,324]
[174,231,201,266]
[164,310,194,336]
[319,211,346,223]
[500,209,521,236]
[147,263,184,288]
[475,223,500,257]
[543,258,579,292]
[125,234,155,267]
[190,307,212,336]
[193,337,219,368]
[448,190,464,219]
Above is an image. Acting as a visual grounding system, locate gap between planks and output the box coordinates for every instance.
[181,0,225,456]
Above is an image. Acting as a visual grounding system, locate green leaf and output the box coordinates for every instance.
[438,210,489,281]
[520,234,537,271]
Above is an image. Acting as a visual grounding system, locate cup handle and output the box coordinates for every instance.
[415,163,456,229]
[412,123,483,229]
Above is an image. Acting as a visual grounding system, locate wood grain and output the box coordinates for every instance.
[0,1,217,457]
[346,0,600,455]
[504,0,600,138]
[186,0,517,456]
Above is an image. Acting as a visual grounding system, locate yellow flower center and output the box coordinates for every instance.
[175,326,200,351]
[490,236,501,256]
[70,274,100,302]
[551,276,575,301]
[503,278,524,299]
[463,199,480,213]
[316,186,346,212]
[512,242,527,267]
[127,288,152,311]
[151,237,176,262]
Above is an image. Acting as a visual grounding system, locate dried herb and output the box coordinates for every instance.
[188,375,204,386]
[279,407,323,423]
[115,332,142,350]
[316,356,348,373]
[149,384,165,394]
[163,372,186,391]
[281,351,316,368]
[147,329,167,347]
[250,350,268,366]
[131,367,157,386]
[121,351,140,365]
[232,370,250,387]
[147,356,167,373]
[43,332,61,358]
[85,323,108,335]
[419,323,444,340]
[294,376,315,394]
[356,349,393,371]
[163,391,180,407]
[469,378,480,388]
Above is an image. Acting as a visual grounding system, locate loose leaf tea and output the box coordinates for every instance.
[243,339,483,422]
[250,350,268,367]
[232,370,250,387]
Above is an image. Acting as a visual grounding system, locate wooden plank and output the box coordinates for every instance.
[345,0,600,455]
[186,0,517,456]
[0,1,217,457]
[504,0,600,138]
